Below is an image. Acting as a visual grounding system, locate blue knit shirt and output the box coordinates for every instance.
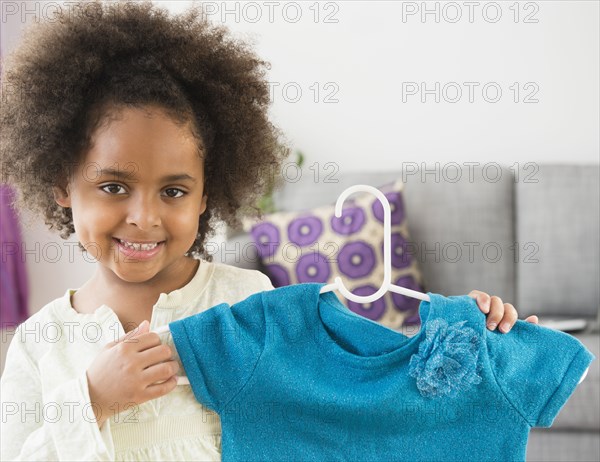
[168,282,595,462]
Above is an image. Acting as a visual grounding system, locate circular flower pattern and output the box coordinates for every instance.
[251,222,280,258]
[346,284,386,321]
[331,205,366,235]
[288,215,323,247]
[372,192,404,225]
[391,275,421,313]
[338,241,376,279]
[379,232,412,269]
[296,252,331,283]
[409,318,482,399]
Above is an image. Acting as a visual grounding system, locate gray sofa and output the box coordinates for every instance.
[215,163,599,462]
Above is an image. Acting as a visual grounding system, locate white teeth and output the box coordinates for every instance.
[119,240,159,251]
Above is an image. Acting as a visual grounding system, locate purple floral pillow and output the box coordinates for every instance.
[242,179,426,330]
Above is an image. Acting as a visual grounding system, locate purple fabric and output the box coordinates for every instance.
[0,185,29,327]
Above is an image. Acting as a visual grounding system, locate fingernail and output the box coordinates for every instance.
[487,322,497,331]
[500,322,510,333]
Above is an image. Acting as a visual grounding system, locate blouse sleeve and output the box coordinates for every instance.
[257,271,275,291]
[169,290,266,413]
[0,324,115,461]
[486,320,595,428]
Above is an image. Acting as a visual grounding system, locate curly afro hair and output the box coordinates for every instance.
[0,0,290,261]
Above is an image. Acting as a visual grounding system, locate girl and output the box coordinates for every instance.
[0,1,539,460]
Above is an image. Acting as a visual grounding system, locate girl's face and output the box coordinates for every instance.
[53,105,208,284]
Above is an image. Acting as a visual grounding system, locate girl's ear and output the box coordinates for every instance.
[200,194,208,215]
[52,185,71,208]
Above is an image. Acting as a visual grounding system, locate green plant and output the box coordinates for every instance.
[256,149,304,214]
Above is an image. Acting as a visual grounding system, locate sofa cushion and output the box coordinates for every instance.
[243,179,427,330]
[396,165,516,302]
[516,164,599,317]
[547,332,599,430]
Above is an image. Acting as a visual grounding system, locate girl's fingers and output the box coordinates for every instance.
[470,290,539,331]
[145,375,178,400]
[468,290,490,313]
[142,360,180,386]
[486,296,505,331]
[498,303,518,333]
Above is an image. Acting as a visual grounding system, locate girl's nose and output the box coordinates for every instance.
[125,194,162,230]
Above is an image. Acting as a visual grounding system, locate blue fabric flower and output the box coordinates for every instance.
[409,318,482,399]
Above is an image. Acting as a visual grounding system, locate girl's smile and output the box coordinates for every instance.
[113,237,166,260]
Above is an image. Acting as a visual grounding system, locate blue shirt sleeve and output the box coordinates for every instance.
[168,291,266,413]
[486,320,595,428]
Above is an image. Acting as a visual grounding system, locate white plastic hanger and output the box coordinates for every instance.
[319,184,430,303]
[153,184,588,386]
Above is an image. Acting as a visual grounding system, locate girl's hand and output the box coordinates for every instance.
[86,320,179,428]
[468,290,539,333]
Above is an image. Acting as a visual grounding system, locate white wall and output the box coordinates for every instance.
[1,1,598,327]
[158,0,600,166]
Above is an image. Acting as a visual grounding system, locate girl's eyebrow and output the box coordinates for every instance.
[97,167,197,183]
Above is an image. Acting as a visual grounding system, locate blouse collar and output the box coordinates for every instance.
[55,258,215,322]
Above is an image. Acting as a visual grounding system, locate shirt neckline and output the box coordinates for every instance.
[316,286,436,369]
[55,257,214,322]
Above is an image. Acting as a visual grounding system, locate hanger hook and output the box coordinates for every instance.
[332,184,392,304]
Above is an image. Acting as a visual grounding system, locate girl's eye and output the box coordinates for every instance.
[101,184,126,195]
[164,188,185,199]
